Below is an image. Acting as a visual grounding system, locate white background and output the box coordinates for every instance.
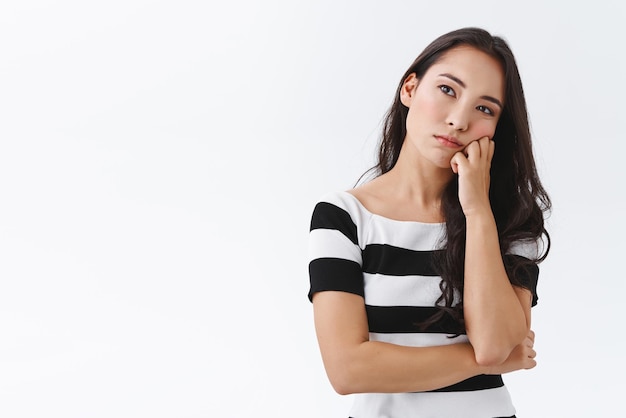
[1,1,624,417]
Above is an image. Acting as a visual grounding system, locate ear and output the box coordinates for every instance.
[400,73,419,107]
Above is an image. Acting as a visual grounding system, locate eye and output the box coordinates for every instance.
[477,105,494,115]
[439,85,455,97]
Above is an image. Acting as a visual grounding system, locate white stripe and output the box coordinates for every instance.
[319,191,446,250]
[508,238,541,259]
[363,273,442,306]
[308,228,362,265]
[369,332,468,347]
[366,217,446,250]
[349,387,515,418]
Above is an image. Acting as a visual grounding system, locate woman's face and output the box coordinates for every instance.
[400,45,505,169]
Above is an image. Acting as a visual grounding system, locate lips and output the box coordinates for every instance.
[434,135,462,148]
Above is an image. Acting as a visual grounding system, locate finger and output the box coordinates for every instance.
[487,139,495,164]
[528,329,535,343]
[478,136,490,158]
[450,151,468,172]
[464,140,480,159]
[526,337,533,348]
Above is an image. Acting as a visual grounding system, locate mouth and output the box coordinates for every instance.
[434,135,463,148]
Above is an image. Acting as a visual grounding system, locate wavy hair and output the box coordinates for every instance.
[371,27,551,331]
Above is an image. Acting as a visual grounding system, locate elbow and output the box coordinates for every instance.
[470,328,528,367]
[325,357,364,395]
[472,340,516,367]
[327,367,359,395]
[331,381,354,396]
[474,348,510,367]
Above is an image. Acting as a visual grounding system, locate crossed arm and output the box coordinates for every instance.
[313,231,535,395]
[313,290,535,395]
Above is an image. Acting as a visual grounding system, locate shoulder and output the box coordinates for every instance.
[313,190,364,210]
[311,191,372,224]
[310,191,372,244]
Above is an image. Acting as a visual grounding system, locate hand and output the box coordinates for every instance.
[486,330,537,375]
[449,137,495,217]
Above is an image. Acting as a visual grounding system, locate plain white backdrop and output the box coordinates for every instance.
[1,1,624,416]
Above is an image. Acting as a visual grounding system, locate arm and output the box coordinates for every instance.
[312,290,536,395]
[464,212,533,365]
[451,138,533,366]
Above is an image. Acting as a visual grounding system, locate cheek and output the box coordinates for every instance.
[417,93,446,119]
[407,96,445,131]
[470,120,498,140]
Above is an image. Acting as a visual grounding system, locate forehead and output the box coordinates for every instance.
[425,46,505,100]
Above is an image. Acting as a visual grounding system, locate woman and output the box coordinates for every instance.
[307,27,551,417]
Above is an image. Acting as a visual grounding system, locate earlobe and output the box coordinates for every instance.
[400,73,419,107]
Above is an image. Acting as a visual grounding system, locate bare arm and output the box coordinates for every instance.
[464,212,532,365]
[451,137,533,366]
[313,291,536,395]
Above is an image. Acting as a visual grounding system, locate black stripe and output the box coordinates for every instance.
[430,374,504,392]
[366,305,465,335]
[308,258,364,301]
[310,202,358,245]
[362,244,441,276]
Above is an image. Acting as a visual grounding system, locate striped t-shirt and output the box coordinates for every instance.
[308,191,539,418]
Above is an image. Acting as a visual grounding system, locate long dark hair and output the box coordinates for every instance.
[372,27,551,330]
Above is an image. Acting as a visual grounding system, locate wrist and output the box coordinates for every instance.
[463,207,495,224]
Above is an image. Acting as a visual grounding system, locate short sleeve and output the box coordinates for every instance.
[504,240,541,307]
[308,201,364,302]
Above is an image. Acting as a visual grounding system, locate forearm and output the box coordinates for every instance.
[323,340,486,394]
[463,211,529,364]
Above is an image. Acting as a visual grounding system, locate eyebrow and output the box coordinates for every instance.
[439,73,503,109]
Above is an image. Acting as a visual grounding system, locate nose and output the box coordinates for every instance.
[446,106,469,131]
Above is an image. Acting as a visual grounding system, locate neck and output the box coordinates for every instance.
[385,139,454,207]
